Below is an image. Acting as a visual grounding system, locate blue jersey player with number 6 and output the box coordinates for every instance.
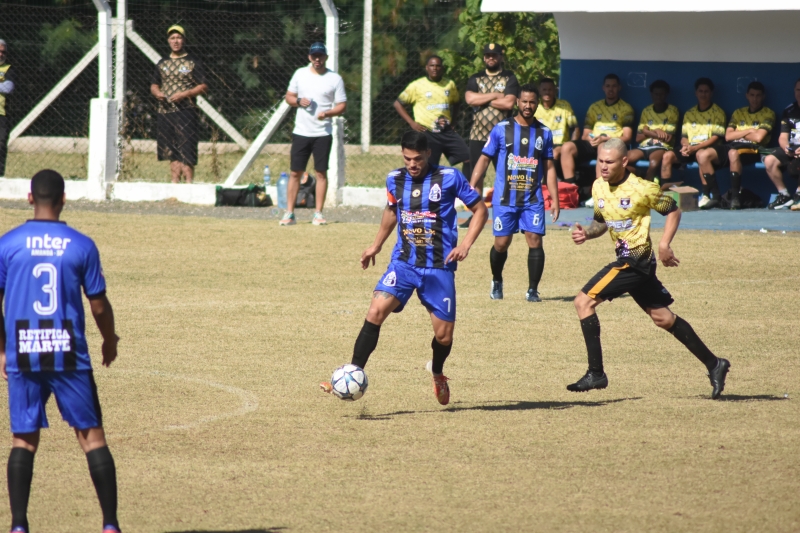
[320,131,488,405]
[0,170,121,533]
[470,83,560,302]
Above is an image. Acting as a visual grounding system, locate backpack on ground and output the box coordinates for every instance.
[720,188,763,209]
[543,181,580,210]
[295,173,316,208]
[215,184,273,207]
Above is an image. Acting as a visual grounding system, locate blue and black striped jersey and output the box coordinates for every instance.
[0,221,106,373]
[386,165,480,271]
[482,119,554,207]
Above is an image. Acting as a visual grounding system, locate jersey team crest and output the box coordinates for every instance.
[494,217,503,231]
[535,136,543,150]
[383,271,397,287]
[429,183,442,202]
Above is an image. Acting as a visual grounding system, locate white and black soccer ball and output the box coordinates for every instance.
[330,364,368,401]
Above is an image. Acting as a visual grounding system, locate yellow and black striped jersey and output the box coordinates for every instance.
[584,99,634,139]
[398,77,460,133]
[535,99,578,146]
[727,106,776,147]
[592,173,677,268]
[681,104,726,146]
[637,104,679,150]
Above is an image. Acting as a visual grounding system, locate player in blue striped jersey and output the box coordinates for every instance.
[321,131,488,405]
[0,171,121,533]
[470,84,560,302]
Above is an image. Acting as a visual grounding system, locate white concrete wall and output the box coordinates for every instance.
[554,11,800,63]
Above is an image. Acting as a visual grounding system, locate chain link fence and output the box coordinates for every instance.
[1,0,499,189]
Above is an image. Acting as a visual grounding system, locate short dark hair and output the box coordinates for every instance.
[695,77,715,91]
[538,77,556,87]
[519,83,539,97]
[426,55,443,65]
[31,169,65,207]
[649,79,670,93]
[604,73,621,84]
[747,81,765,93]
[401,131,429,152]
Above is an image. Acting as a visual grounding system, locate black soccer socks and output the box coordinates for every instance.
[431,337,452,375]
[730,172,742,195]
[351,320,381,369]
[580,314,604,374]
[7,447,34,531]
[703,173,720,197]
[490,247,508,282]
[668,315,718,371]
[86,446,119,530]
[527,247,545,292]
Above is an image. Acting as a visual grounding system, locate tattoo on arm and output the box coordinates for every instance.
[373,291,394,300]
[584,220,608,239]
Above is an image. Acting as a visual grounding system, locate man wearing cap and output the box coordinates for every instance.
[0,39,16,177]
[465,44,519,185]
[461,43,520,227]
[394,55,470,172]
[282,42,347,227]
[149,25,208,183]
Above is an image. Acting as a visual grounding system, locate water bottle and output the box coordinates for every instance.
[277,172,289,209]
[262,165,271,188]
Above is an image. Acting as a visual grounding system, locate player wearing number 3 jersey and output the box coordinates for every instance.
[0,170,121,533]
[320,131,488,405]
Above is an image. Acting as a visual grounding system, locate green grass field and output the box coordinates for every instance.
[0,207,797,532]
[5,151,486,188]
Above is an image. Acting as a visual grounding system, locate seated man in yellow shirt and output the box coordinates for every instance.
[560,74,634,204]
[695,81,775,210]
[662,78,726,203]
[534,78,579,166]
[627,80,679,183]
[393,55,470,170]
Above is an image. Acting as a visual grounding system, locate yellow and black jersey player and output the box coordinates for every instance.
[567,138,730,398]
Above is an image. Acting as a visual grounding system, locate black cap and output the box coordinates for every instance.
[483,43,503,55]
[309,42,327,55]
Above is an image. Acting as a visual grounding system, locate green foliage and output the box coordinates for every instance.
[39,18,96,65]
[446,0,560,86]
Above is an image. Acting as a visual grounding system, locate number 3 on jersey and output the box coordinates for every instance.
[33,263,58,315]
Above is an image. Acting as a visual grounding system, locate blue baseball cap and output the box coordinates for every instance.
[309,42,327,56]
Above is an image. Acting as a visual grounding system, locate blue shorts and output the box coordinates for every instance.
[374,260,456,322]
[492,203,546,236]
[7,371,103,434]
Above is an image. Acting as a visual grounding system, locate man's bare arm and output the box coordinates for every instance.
[470,155,491,189]
[584,220,608,239]
[361,206,398,269]
[89,294,118,367]
[465,91,499,106]
[490,94,516,111]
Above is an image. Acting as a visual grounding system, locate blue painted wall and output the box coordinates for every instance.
[560,59,800,202]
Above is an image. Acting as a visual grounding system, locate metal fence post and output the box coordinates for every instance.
[361,0,372,154]
[319,0,345,206]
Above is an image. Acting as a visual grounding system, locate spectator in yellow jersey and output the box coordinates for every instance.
[534,78,579,168]
[764,79,800,210]
[695,81,774,210]
[627,80,679,183]
[394,56,470,170]
[560,74,634,204]
[0,39,15,177]
[661,78,726,203]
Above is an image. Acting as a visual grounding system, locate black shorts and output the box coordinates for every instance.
[714,143,761,167]
[582,256,674,310]
[571,140,598,165]
[764,147,800,175]
[425,130,470,167]
[470,139,497,179]
[157,108,199,165]
[290,134,333,173]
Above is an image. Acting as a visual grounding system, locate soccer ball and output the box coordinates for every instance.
[330,364,368,401]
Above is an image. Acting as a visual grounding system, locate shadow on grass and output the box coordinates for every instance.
[716,394,789,402]
[353,397,641,420]
[541,294,632,303]
[165,529,287,533]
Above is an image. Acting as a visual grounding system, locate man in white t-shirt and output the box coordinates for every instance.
[282,42,347,226]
